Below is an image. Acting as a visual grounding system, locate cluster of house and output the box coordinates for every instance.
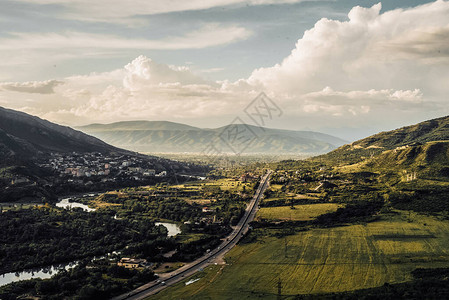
[37,152,167,180]
[238,173,259,182]
[271,169,316,183]
[200,206,222,224]
[117,257,151,269]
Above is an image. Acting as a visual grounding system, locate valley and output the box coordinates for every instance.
[1,110,449,299]
[3,1,449,299]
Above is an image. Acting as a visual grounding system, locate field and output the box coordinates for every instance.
[172,178,251,192]
[257,203,341,221]
[151,210,449,299]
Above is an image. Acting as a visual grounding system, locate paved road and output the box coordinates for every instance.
[112,170,272,300]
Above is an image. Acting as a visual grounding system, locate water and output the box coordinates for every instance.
[155,222,181,237]
[56,198,95,212]
[0,262,78,287]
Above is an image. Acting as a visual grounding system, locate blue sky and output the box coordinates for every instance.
[0,0,447,140]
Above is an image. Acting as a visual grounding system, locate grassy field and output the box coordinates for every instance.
[270,184,284,191]
[150,210,449,299]
[183,198,212,205]
[172,179,251,192]
[257,203,341,221]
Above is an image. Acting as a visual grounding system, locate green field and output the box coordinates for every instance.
[172,179,251,192]
[150,211,449,299]
[257,203,341,221]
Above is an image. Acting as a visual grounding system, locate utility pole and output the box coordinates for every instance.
[284,237,288,258]
[277,277,282,300]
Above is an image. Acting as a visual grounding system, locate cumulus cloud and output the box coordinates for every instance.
[123,55,211,91]
[248,1,449,98]
[19,56,243,125]
[0,80,64,94]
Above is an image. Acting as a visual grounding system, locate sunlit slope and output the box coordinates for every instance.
[319,115,449,165]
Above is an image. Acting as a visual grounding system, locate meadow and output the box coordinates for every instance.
[171,178,252,192]
[257,203,341,221]
[150,210,449,299]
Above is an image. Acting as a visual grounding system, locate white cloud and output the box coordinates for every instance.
[17,0,312,23]
[290,87,425,117]
[0,80,64,94]
[248,1,449,100]
[9,56,243,125]
[0,24,251,81]
[0,24,251,51]
[123,55,211,91]
[2,1,449,138]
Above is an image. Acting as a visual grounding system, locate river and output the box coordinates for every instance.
[155,222,181,237]
[56,198,95,212]
[0,262,78,287]
[55,199,181,237]
[3,200,180,287]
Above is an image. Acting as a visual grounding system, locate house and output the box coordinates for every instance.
[156,171,167,177]
[144,169,156,176]
[128,167,142,173]
[202,207,215,213]
[117,258,147,269]
[239,173,257,182]
[10,177,30,185]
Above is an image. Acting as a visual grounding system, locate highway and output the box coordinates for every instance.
[112,170,272,300]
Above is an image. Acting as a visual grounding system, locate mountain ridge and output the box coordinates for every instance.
[0,106,129,162]
[77,121,347,155]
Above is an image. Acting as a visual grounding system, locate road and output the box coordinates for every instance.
[112,170,272,300]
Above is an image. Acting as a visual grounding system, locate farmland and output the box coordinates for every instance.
[257,203,341,221]
[151,210,449,299]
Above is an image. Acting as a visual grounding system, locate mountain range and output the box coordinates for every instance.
[77,121,347,155]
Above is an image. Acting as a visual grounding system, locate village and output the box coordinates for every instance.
[40,152,168,179]
[7,152,173,189]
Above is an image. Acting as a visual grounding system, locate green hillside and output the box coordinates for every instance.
[364,141,449,176]
[319,115,449,165]
[356,116,449,148]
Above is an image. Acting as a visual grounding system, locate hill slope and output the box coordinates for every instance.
[77,121,347,155]
[358,141,449,178]
[354,115,449,148]
[0,106,127,163]
[320,115,449,165]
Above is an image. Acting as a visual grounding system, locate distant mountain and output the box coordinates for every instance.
[0,106,128,163]
[77,121,347,155]
[320,115,449,165]
[81,120,199,132]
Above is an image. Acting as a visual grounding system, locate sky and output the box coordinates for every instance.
[0,0,448,141]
